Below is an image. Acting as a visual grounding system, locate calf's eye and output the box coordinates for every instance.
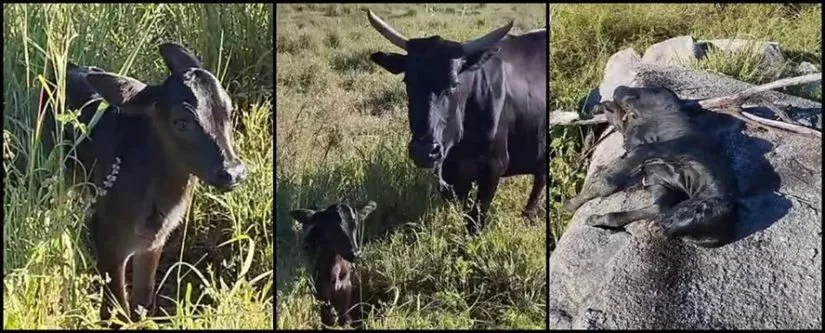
[173,118,189,132]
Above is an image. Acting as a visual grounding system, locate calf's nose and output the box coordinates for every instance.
[214,160,248,186]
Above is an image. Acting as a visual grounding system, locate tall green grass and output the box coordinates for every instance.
[276,4,546,329]
[549,3,822,243]
[3,4,273,329]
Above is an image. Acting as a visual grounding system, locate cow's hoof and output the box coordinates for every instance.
[522,208,539,223]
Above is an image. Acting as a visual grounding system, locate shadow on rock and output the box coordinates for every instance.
[691,110,793,244]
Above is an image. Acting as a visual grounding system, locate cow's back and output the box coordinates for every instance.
[497,30,548,175]
[496,29,547,100]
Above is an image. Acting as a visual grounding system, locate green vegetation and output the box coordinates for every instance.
[549,3,822,242]
[3,4,273,329]
[276,4,546,329]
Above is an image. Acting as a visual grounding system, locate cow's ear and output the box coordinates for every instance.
[85,72,156,116]
[461,47,500,73]
[370,52,406,74]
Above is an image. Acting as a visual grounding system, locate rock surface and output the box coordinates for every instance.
[698,38,786,75]
[641,35,707,67]
[639,35,788,79]
[795,61,823,102]
[549,47,822,329]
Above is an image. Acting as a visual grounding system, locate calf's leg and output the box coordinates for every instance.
[659,196,737,248]
[335,287,353,327]
[130,247,163,321]
[319,301,334,328]
[586,184,682,229]
[564,145,660,212]
[98,256,129,324]
[92,213,131,326]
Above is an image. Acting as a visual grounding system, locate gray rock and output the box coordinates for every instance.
[598,48,642,104]
[697,38,787,79]
[797,61,819,74]
[548,48,822,330]
[795,61,822,99]
[642,35,706,67]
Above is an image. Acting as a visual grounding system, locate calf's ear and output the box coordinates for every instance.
[159,42,203,73]
[290,209,319,246]
[370,52,406,74]
[85,72,156,116]
[356,201,377,221]
[289,209,316,224]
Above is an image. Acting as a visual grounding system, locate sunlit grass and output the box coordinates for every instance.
[275,3,546,329]
[3,3,273,329]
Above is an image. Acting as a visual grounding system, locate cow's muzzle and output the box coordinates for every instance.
[409,139,443,168]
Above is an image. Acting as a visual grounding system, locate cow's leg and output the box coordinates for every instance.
[92,213,131,328]
[438,158,474,217]
[522,168,546,222]
[470,163,503,235]
[130,246,162,322]
[586,184,682,229]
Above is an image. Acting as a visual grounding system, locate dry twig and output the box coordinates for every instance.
[697,73,821,109]
[551,73,822,138]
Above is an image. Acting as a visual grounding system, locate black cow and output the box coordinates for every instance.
[564,86,738,248]
[40,43,248,326]
[366,10,547,234]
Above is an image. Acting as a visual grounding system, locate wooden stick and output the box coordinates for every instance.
[550,73,822,137]
[550,111,606,126]
[758,96,798,125]
[741,110,822,138]
[698,73,822,109]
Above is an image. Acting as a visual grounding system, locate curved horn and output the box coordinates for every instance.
[366,9,408,50]
[463,21,513,55]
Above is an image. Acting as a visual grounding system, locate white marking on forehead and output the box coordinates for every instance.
[200,69,232,109]
[182,68,233,111]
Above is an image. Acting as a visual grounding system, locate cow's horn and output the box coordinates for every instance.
[463,21,513,55]
[366,10,408,50]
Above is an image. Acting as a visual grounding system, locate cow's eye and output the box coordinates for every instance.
[450,82,460,91]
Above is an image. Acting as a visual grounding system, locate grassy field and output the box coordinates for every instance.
[549,3,822,243]
[2,4,273,329]
[275,4,546,329]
